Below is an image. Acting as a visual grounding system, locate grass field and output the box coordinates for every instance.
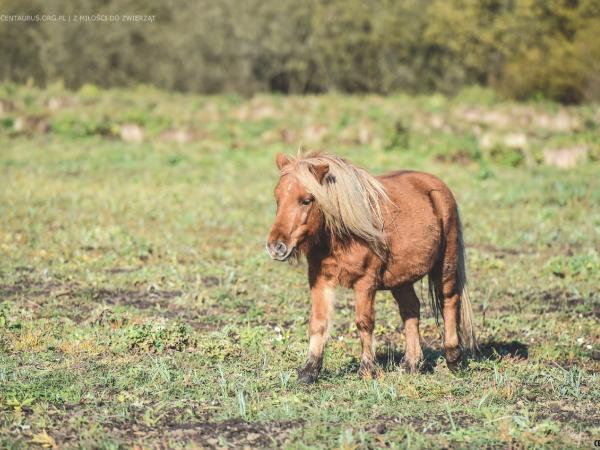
[0,84,599,449]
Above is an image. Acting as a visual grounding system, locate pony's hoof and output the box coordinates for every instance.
[446,360,460,371]
[358,360,378,380]
[401,357,422,374]
[297,367,319,384]
[445,347,462,371]
[297,357,322,384]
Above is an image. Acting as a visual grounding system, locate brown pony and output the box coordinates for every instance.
[266,152,476,383]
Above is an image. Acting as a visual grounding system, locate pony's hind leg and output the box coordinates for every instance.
[354,281,377,379]
[439,221,462,370]
[429,190,476,371]
[442,287,461,370]
[429,246,462,370]
[392,284,423,372]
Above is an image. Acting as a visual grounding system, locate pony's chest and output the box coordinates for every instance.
[324,245,380,289]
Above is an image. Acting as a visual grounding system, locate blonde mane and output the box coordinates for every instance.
[282,152,391,253]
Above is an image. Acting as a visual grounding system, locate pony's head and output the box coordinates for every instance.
[266,152,390,261]
[266,153,326,261]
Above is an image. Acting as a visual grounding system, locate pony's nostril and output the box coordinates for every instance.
[275,242,287,256]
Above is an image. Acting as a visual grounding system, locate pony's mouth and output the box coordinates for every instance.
[266,242,297,262]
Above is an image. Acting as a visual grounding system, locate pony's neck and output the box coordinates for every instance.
[301,226,334,261]
[303,225,362,263]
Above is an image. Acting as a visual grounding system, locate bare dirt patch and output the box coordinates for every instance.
[525,288,598,318]
[91,287,183,309]
[0,278,62,299]
[201,276,221,287]
[478,287,597,318]
[108,417,303,448]
[537,402,600,432]
[13,401,303,448]
[12,403,303,448]
[1,280,194,327]
[369,411,479,434]
[106,267,140,274]
[87,286,233,332]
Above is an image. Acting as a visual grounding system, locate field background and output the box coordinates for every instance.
[0,84,599,448]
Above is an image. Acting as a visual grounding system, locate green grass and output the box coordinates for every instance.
[0,84,599,449]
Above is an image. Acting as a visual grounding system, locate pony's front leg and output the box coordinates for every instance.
[297,278,335,384]
[354,282,377,379]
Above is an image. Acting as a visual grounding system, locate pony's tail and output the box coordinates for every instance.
[456,216,477,352]
[428,212,477,353]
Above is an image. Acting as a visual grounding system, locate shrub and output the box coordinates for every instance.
[0,0,598,102]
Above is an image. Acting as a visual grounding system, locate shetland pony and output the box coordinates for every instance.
[266,152,476,383]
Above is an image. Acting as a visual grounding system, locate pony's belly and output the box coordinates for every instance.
[380,233,441,288]
[381,258,432,288]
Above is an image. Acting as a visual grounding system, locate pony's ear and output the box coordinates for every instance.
[310,163,329,184]
[275,153,292,171]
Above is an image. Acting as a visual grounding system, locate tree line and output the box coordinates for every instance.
[1,0,599,103]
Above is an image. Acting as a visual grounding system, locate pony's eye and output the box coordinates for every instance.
[300,197,313,206]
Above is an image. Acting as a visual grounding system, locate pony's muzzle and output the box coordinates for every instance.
[266,240,290,260]
[274,241,287,256]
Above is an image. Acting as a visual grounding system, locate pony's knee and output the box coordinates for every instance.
[355,315,374,332]
[443,289,460,305]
